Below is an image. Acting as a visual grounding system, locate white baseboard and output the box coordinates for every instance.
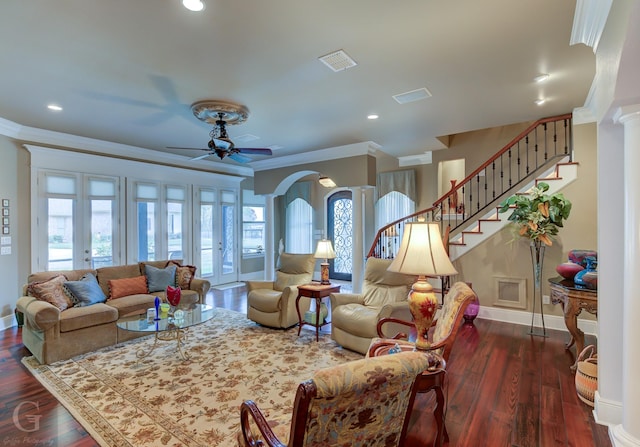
[478,306,598,336]
[594,391,622,427]
[610,424,640,447]
[239,271,264,282]
[1,313,17,331]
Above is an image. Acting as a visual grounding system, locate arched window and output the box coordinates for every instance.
[375,191,415,230]
[285,198,313,253]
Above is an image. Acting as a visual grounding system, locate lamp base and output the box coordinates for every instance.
[320,262,331,285]
[408,276,438,350]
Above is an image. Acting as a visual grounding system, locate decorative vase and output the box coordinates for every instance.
[154,296,161,321]
[556,261,584,281]
[574,257,598,289]
[529,240,547,337]
[408,277,439,350]
[568,250,597,267]
[448,180,458,214]
[166,285,182,312]
[463,295,480,324]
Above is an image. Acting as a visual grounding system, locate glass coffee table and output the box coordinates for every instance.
[117,304,214,361]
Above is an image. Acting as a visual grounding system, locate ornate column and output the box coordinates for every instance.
[612,104,640,446]
[263,194,276,281]
[350,186,364,294]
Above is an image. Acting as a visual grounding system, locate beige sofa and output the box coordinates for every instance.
[16,260,210,364]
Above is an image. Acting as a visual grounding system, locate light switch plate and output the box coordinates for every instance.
[1,246,11,255]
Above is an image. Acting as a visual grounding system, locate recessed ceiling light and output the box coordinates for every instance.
[534,73,550,83]
[367,114,379,120]
[535,98,546,106]
[47,104,63,111]
[182,0,205,12]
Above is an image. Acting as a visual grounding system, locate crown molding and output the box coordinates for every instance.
[250,141,381,171]
[570,0,613,52]
[0,116,253,177]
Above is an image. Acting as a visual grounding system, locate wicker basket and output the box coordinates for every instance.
[575,345,597,407]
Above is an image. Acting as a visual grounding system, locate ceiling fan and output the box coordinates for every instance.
[168,100,272,163]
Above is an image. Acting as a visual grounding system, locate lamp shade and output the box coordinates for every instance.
[314,239,336,260]
[387,222,457,276]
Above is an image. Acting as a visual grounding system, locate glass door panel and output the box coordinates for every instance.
[328,191,353,281]
[47,198,74,270]
[220,203,235,279]
[91,199,114,268]
[200,203,214,277]
[137,202,156,261]
[167,202,183,260]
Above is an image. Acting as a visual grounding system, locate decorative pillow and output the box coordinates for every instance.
[109,275,148,299]
[145,264,177,292]
[28,274,73,311]
[167,261,197,289]
[64,273,107,307]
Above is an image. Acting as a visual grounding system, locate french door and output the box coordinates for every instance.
[195,188,238,285]
[327,190,353,281]
[39,172,122,271]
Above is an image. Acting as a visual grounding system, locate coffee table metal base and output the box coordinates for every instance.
[136,323,191,361]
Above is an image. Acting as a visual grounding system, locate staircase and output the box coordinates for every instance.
[368,113,576,261]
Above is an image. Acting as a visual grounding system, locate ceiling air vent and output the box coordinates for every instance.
[393,87,432,104]
[318,49,357,72]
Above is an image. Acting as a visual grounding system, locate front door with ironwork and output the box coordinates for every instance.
[328,190,352,281]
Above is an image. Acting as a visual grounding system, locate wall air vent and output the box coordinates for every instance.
[393,87,432,104]
[318,49,357,72]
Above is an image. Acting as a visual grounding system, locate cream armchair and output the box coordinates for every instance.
[246,253,316,329]
[329,257,414,354]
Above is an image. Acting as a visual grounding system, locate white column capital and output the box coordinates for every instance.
[614,104,640,124]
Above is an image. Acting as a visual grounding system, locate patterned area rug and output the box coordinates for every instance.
[22,308,362,446]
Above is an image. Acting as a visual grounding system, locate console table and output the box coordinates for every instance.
[548,276,597,369]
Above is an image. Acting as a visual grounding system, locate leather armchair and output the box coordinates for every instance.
[246,253,316,328]
[329,257,414,354]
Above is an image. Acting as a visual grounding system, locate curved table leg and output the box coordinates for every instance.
[563,298,584,371]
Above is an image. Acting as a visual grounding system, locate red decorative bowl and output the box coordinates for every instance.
[556,262,584,280]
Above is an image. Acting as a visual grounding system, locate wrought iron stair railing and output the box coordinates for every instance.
[368,113,573,259]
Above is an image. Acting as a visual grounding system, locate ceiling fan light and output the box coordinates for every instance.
[319,176,337,188]
[182,0,205,12]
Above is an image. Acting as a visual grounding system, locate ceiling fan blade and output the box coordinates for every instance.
[190,153,213,161]
[237,148,273,155]
[228,152,253,163]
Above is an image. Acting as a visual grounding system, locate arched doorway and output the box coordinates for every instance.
[328,190,352,281]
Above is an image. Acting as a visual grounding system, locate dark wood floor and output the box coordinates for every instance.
[1,285,610,446]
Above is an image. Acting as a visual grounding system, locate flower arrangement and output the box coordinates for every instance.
[498,182,572,246]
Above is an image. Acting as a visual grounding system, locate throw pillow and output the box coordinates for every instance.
[167,261,197,289]
[28,274,73,311]
[64,273,107,307]
[109,275,148,299]
[145,264,177,292]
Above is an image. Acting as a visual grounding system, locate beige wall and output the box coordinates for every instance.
[0,136,30,323]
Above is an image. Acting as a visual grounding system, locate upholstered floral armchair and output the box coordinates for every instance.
[238,350,431,447]
[329,257,414,354]
[246,253,316,328]
[369,281,477,362]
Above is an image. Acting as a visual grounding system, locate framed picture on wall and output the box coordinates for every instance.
[2,217,8,225]
[2,208,8,217]
[2,226,8,235]
[2,199,8,207]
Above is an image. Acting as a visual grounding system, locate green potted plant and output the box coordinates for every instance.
[498,182,572,246]
[498,181,572,336]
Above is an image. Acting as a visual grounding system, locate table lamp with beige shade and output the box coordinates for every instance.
[387,222,458,350]
[314,239,336,285]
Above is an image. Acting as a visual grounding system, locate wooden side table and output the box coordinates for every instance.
[548,276,597,369]
[295,283,340,342]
